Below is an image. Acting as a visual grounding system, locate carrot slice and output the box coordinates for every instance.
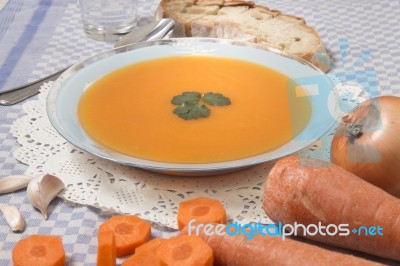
[99,215,151,257]
[177,197,226,230]
[156,235,213,266]
[12,235,65,266]
[135,238,166,254]
[97,230,116,266]
[122,238,167,266]
[122,251,167,266]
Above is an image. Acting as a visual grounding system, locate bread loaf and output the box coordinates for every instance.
[156,0,331,72]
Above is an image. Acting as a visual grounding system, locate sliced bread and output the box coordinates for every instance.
[156,0,331,72]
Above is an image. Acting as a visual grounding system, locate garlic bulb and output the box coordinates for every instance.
[0,204,25,232]
[27,174,65,220]
[0,175,32,194]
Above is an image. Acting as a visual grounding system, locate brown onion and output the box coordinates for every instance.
[331,96,400,197]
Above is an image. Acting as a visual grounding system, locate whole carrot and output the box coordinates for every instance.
[182,225,382,266]
[263,155,400,261]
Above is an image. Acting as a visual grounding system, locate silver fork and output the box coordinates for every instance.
[0,18,175,106]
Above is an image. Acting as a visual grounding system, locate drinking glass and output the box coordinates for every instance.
[79,0,137,42]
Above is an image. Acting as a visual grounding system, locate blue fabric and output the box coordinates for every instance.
[0,0,24,39]
[0,0,68,90]
[0,0,51,88]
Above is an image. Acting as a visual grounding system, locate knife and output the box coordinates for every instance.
[0,18,175,106]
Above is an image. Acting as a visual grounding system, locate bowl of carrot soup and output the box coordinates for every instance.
[47,38,339,175]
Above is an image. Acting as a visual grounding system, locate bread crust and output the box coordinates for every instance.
[156,0,331,72]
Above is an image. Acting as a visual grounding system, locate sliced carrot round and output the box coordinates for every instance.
[12,235,65,266]
[156,235,213,266]
[97,230,116,266]
[122,250,167,266]
[122,238,167,266]
[99,215,151,257]
[177,197,226,230]
[135,238,166,254]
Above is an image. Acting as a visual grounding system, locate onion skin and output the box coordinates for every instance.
[331,96,400,197]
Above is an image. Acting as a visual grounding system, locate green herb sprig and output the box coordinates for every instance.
[172,91,231,120]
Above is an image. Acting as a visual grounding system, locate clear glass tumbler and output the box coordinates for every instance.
[79,0,137,42]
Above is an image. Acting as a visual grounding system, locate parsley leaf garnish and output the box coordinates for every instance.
[171,92,201,105]
[203,92,231,106]
[171,91,231,120]
[173,103,211,120]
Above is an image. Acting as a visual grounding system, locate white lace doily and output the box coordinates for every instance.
[11,81,365,229]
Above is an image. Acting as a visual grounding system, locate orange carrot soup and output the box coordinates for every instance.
[78,56,311,163]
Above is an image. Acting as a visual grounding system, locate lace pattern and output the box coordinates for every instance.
[11,81,364,229]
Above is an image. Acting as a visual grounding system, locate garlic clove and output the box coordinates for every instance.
[27,174,65,220]
[0,203,25,232]
[0,175,33,194]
